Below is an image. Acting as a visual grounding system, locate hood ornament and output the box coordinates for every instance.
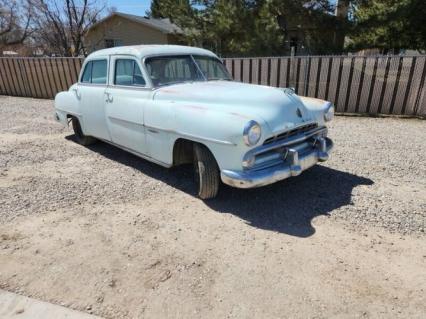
[282,87,295,95]
[296,108,303,118]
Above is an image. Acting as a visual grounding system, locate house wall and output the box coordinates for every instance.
[84,16,173,53]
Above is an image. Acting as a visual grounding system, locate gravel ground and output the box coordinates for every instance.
[0,96,425,318]
[1,96,425,235]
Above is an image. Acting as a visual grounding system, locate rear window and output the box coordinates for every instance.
[80,60,107,84]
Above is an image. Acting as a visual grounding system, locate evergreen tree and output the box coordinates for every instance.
[349,0,426,52]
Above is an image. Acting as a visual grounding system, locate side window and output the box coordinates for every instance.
[81,62,92,83]
[80,59,107,84]
[133,63,145,85]
[114,59,146,86]
[91,60,107,84]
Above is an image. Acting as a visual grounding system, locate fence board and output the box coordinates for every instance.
[317,57,329,100]
[269,58,278,87]
[346,57,363,113]
[381,57,400,114]
[3,59,18,96]
[233,58,242,82]
[413,56,426,116]
[11,59,25,96]
[0,55,425,117]
[307,57,319,97]
[0,59,9,95]
[335,58,351,112]
[405,57,425,115]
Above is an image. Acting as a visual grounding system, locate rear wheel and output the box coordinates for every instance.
[71,117,96,146]
[193,144,220,199]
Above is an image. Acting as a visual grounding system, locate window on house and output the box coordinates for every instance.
[80,60,107,84]
[114,59,146,86]
[104,39,115,48]
[104,39,123,48]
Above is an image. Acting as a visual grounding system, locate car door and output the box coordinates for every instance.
[78,57,111,141]
[104,55,151,155]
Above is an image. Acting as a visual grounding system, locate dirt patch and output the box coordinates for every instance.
[0,97,425,318]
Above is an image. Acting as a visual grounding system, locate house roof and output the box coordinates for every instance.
[89,12,183,35]
[87,45,217,60]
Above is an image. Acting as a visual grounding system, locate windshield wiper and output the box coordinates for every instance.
[207,78,232,81]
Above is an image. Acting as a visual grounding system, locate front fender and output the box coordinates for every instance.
[298,96,332,126]
[172,102,267,171]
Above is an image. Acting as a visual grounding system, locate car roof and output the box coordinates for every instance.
[87,45,218,60]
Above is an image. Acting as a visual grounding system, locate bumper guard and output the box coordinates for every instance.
[221,137,333,188]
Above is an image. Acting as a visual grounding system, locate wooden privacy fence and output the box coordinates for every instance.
[0,55,425,117]
[225,56,426,117]
[0,57,83,100]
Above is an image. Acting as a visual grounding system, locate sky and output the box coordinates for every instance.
[107,0,152,16]
[106,0,338,17]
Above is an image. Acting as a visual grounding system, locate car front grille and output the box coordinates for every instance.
[263,122,318,145]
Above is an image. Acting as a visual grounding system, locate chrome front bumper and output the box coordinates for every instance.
[221,137,333,189]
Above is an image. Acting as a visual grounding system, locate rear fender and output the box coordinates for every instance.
[54,85,81,126]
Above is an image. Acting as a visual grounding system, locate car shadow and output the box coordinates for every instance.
[66,136,374,238]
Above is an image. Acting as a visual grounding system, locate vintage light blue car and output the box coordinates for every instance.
[54,45,334,199]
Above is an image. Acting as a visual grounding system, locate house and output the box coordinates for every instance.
[84,12,183,53]
[279,0,349,55]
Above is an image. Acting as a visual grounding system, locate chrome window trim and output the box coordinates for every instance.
[79,57,109,85]
[107,84,154,91]
[78,83,107,88]
[142,54,231,88]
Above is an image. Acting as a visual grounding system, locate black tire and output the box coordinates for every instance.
[71,117,96,146]
[193,144,220,199]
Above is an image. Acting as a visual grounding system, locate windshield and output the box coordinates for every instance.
[145,55,232,87]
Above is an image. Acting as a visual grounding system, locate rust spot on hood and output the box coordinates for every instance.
[181,104,208,111]
[229,112,252,119]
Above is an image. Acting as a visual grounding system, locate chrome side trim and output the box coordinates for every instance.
[143,124,236,146]
[107,116,144,127]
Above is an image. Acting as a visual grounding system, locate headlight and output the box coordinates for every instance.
[243,120,261,146]
[324,104,334,122]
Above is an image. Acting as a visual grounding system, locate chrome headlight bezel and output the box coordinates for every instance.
[243,120,262,146]
[324,103,335,122]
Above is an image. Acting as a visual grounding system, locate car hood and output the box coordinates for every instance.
[152,81,316,134]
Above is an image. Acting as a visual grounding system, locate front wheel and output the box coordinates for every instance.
[193,144,220,199]
[71,117,96,146]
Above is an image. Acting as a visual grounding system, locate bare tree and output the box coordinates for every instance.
[0,0,33,50]
[30,0,106,56]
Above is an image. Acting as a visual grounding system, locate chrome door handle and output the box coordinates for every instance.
[105,92,113,103]
[72,88,81,99]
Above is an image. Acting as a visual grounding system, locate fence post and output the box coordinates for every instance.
[290,54,296,88]
[17,58,31,97]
